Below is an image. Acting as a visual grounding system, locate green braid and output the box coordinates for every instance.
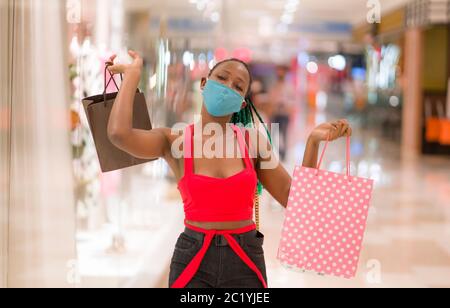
[231,97,272,196]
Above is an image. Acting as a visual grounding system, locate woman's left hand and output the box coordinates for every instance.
[309,119,352,144]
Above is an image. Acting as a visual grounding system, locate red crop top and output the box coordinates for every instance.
[177,124,258,222]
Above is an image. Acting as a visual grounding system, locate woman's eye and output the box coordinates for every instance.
[235,86,243,92]
[217,76,226,80]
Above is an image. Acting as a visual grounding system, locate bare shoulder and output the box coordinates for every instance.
[238,126,273,161]
[243,125,271,145]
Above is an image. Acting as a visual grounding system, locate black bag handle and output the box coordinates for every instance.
[103,61,123,107]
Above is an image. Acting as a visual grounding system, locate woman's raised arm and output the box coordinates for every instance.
[253,119,352,208]
[106,50,172,160]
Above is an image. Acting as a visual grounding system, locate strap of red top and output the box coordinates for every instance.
[183,124,194,175]
[184,124,253,176]
[232,125,253,170]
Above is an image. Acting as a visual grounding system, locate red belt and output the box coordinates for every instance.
[170,221,268,288]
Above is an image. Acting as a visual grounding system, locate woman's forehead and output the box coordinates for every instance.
[213,61,250,84]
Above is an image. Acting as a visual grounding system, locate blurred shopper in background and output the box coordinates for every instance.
[250,79,271,123]
[268,66,297,161]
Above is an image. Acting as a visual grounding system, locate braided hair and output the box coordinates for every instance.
[208,58,272,195]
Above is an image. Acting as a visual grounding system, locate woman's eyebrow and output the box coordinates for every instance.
[222,69,246,84]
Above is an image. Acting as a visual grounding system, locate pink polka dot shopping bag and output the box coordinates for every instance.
[277,136,374,279]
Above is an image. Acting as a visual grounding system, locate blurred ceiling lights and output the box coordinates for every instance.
[189,0,221,23]
[281,0,299,25]
[328,54,347,71]
[306,61,318,74]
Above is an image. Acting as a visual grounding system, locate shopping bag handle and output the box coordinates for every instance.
[315,132,351,179]
[103,62,123,93]
[102,62,123,106]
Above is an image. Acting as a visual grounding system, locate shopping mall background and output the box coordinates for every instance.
[1,0,450,288]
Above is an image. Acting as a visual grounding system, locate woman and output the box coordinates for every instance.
[106,50,352,288]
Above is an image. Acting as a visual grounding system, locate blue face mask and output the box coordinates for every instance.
[202,79,245,117]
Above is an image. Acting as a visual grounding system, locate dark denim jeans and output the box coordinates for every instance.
[168,227,268,288]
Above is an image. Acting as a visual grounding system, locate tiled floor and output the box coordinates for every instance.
[76,110,450,288]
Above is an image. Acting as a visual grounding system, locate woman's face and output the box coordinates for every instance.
[201,61,251,98]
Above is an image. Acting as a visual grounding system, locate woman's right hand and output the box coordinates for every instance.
[107,50,143,76]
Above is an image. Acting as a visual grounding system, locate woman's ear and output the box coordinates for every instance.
[200,77,207,90]
[241,101,247,109]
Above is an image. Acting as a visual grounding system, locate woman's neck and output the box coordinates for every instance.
[196,106,233,136]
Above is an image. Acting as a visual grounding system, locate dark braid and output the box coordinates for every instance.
[209,58,272,195]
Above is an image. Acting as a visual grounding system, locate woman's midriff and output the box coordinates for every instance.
[185,220,255,231]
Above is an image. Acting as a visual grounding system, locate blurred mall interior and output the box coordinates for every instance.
[1,0,450,288]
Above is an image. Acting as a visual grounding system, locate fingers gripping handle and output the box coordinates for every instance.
[103,62,123,94]
[103,62,124,106]
[315,133,351,179]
